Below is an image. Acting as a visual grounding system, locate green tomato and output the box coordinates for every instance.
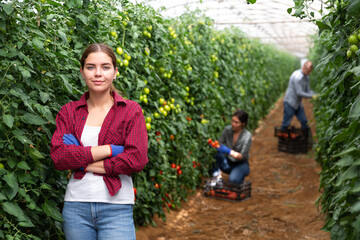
[116,47,123,55]
[171,98,175,103]
[144,88,150,95]
[146,123,151,130]
[146,117,152,123]
[201,119,209,124]
[154,112,160,118]
[349,34,358,45]
[347,50,353,58]
[0,163,4,169]
[159,98,165,105]
[124,54,131,61]
[110,31,117,38]
[350,44,359,52]
[162,111,168,116]
[164,105,171,112]
[159,107,164,113]
[144,47,150,56]
[185,86,190,92]
[123,59,129,67]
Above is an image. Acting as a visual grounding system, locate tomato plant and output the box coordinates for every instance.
[291,0,360,238]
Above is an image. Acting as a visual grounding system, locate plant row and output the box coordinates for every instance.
[294,0,360,238]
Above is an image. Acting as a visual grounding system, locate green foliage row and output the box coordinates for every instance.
[0,0,296,239]
[298,0,360,238]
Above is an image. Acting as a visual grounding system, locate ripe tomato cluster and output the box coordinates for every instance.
[277,132,299,139]
[208,138,220,148]
[171,163,182,175]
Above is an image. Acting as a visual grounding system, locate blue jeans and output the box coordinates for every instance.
[62,202,135,240]
[213,153,250,184]
[281,102,308,131]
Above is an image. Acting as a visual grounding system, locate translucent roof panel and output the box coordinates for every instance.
[129,0,327,58]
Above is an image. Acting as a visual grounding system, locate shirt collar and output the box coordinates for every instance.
[75,91,127,109]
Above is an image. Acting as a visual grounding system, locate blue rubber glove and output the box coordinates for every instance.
[62,134,84,171]
[217,144,231,154]
[110,145,124,157]
[63,134,80,146]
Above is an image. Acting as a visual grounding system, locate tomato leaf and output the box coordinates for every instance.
[349,94,360,119]
[351,201,360,213]
[41,202,63,222]
[4,173,18,188]
[59,74,73,93]
[332,146,359,157]
[3,114,14,128]
[0,3,14,15]
[2,202,34,227]
[335,156,354,167]
[28,148,45,160]
[13,129,35,145]
[21,113,47,125]
[17,161,30,170]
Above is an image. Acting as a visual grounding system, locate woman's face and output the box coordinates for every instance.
[231,116,245,132]
[80,52,118,93]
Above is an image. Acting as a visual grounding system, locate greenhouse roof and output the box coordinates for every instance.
[129,0,328,58]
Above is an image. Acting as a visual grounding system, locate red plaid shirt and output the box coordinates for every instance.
[50,91,148,196]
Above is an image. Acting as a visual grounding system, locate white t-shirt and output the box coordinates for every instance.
[64,125,134,204]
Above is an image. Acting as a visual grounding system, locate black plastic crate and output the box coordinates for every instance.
[203,180,251,202]
[274,126,312,154]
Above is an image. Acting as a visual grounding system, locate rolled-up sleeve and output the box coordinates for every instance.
[50,105,94,170]
[103,103,148,177]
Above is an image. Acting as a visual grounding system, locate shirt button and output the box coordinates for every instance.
[82,117,85,120]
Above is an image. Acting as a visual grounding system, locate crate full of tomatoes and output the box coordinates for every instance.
[274,126,312,154]
[203,180,251,202]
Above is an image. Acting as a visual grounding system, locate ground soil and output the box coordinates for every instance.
[136,97,330,240]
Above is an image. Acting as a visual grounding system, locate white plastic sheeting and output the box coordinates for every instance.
[129,0,327,58]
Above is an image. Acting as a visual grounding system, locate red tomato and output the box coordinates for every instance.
[228,192,237,200]
[176,165,181,170]
[133,187,137,195]
[177,169,182,175]
[208,138,212,144]
[171,163,176,168]
[155,183,160,189]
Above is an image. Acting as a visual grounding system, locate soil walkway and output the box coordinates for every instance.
[136,97,330,240]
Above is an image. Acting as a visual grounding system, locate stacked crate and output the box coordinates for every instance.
[274,126,312,154]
